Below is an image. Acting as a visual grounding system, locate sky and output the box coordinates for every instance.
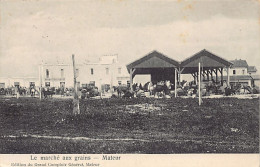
[0,0,259,77]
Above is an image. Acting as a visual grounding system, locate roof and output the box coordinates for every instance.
[251,74,260,80]
[230,59,248,68]
[248,66,257,72]
[126,50,179,72]
[220,75,253,81]
[230,75,253,80]
[181,49,233,68]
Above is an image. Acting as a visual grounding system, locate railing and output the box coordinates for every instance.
[44,78,65,81]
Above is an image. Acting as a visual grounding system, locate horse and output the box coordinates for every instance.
[42,88,55,98]
[81,85,99,98]
[0,88,6,95]
[152,81,169,97]
[114,85,130,98]
[30,87,36,97]
[143,82,150,92]
[132,83,138,92]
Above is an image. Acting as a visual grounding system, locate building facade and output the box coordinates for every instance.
[40,55,130,91]
[226,59,259,86]
[0,77,39,88]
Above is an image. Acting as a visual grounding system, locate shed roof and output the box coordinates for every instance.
[126,50,179,72]
[181,49,233,68]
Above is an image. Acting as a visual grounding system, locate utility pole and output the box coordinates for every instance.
[38,62,42,100]
[72,54,80,115]
[198,62,202,106]
[174,68,177,98]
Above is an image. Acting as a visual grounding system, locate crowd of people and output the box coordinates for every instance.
[0,86,37,97]
[0,80,258,99]
[0,85,75,98]
[112,79,259,98]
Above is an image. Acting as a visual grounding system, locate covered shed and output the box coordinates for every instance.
[126,50,179,87]
[180,49,233,85]
[126,49,233,100]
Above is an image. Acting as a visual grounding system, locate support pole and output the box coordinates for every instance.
[38,64,42,100]
[130,68,133,91]
[215,68,218,83]
[201,71,205,81]
[110,68,113,95]
[176,68,185,86]
[72,54,80,115]
[175,68,177,97]
[207,70,210,81]
[191,73,196,82]
[198,62,202,106]
[210,69,213,80]
[220,68,223,86]
[196,72,198,84]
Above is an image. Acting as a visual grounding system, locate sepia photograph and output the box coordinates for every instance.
[0,0,259,166]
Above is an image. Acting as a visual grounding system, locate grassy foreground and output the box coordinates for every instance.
[0,97,259,153]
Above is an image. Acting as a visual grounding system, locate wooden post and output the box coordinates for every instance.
[198,62,201,106]
[207,70,210,81]
[227,67,230,87]
[130,68,133,91]
[110,68,113,95]
[220,68,223,86]
[215,68,218,83]
[72,54,80,115]
[175,68,177,97]
[99,78,102,99]
[38,64,42,100]
[177,68,184,86]
[210,69,213,80]
[196,72,198,84]
[191,73,195,82]
[201,70,205,81]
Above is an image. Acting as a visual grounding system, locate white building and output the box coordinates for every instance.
[40,55,130,91]
[229,59,249,76]
[225,59,259,87]
[0,77,39,88]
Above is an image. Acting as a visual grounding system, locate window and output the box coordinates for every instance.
[30,82,35,87]
[90,81,95,86]
[0,83,5,88]
[118,68,121,74]
[233,70,236,75]
[91,68,94,75]
[118,81,122,85]
[46,69,49,78]
[60,82,65,87]
[82,84,87,88]
[242,69,245,75]
[76,69,79,77]
[45,82,50,87]
[14,82,20,86]
[61,69,64,78]
[106,68,109,75]
[127,81,130,87]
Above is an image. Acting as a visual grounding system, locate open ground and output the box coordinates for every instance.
[0,96,259,153]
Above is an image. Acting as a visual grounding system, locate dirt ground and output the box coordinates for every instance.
[0,96,259,153]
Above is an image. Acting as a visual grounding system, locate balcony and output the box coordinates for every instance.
[44,77,65,81]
